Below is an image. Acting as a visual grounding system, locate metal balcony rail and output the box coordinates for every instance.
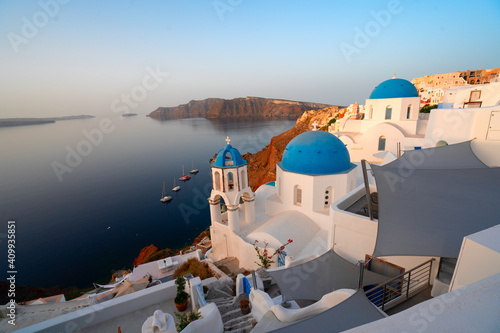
[364,258,435,311]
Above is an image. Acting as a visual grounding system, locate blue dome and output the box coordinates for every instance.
[369,78,419,99]
[213,144,247,168]
[281,131,352,175]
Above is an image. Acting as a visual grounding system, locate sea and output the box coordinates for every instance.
[0,115,295,288]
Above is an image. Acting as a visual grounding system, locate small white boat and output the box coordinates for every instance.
[179,165,191,181]
[190,160,199,174]
[172,178,181,192]
[160,182,172,203]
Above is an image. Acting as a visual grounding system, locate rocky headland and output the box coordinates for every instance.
[147,97,331,120]
[0,115,95,128]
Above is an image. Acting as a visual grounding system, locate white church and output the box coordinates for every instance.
[209,128,357,269]
[209,74,500,270]
[335,75,425,162]
[335,75,500,162]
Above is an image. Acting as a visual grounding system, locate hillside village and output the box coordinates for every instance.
[4,69,500,333]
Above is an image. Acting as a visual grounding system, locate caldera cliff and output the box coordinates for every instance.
[243,106,342,190]
[148,97,331,120]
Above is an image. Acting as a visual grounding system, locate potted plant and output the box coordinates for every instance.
[174,277,189,312]
[240,299,251,315]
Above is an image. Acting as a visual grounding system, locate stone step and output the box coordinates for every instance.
[225,326,254,333]
[216,305,234,313]
[211,297,235,305]
[223,312,253,325]
[213,256,238,267]
[221,307,243,319]
[224,314,256,332]
[439,258,457,275]
[206,287,233,300]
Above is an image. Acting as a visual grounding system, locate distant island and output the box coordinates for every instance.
[147,97,331,120]
[0,115,94,128]
[122,113,138,117]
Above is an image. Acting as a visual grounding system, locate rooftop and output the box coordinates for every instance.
[369,78,419,100]
[281,130,352,175]
[212,137,247,168]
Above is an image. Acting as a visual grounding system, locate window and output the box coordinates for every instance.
[406,105,412,119]
[228,172,234,191]
[278,177,281,197]
[240,170,246,189]
[368,105,373,119]
[294,185,302,206]
[324,187,332,209]
[224,152,234,166]
[214,171,221,191]
[470,90,481,102]
[378,136,386,151]
[385,106,392,120]
[436,140,448,147]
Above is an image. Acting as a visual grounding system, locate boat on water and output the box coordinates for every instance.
[179,165,191,181]
[160,182,172,203]
[189,160,199,174]
[172,178,181,192]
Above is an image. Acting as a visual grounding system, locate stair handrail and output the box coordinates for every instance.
[364,258,434,295]
[364,258,435,310]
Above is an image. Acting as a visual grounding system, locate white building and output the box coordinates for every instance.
[439,79,500,109]
[336,76,424,162]
[209,129,357,269]
[334,76,500,163]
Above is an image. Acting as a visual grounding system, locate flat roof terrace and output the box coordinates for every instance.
[344,192,378,219]
[81,296,179,333]
[16,281,179,333]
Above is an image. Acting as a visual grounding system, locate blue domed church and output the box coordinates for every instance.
[336,76,422,162]
[209,128,357,269]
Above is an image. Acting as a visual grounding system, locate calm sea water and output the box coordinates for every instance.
[0,116,295,288]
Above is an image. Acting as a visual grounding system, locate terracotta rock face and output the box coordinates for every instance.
[243,106,342,191]
[147,97,331,120]
[133,244,160,266]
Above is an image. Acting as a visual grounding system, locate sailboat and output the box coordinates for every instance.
[179,165,191,181]
[190,160,199,174]
[160,182,172,203]
[172,178,181,192]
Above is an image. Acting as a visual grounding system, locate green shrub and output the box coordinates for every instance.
[174,277,189,304]
[420,104,438,113]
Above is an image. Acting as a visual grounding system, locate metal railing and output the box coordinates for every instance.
[364,258,435,311]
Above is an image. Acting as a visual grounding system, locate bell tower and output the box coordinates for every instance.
[208,137,255,234]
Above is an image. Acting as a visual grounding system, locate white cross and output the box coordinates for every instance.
[312,121,319,131]
[225,136,231,145]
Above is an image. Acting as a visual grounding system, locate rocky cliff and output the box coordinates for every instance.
[148,97,331,120]
[243,106,342,190]
[133,244,177,266]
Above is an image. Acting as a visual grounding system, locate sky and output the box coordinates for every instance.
[0,0,499,117]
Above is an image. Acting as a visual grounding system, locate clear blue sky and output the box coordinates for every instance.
[1,0,499,117]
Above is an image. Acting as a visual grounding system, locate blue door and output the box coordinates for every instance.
[278,250,287,267]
